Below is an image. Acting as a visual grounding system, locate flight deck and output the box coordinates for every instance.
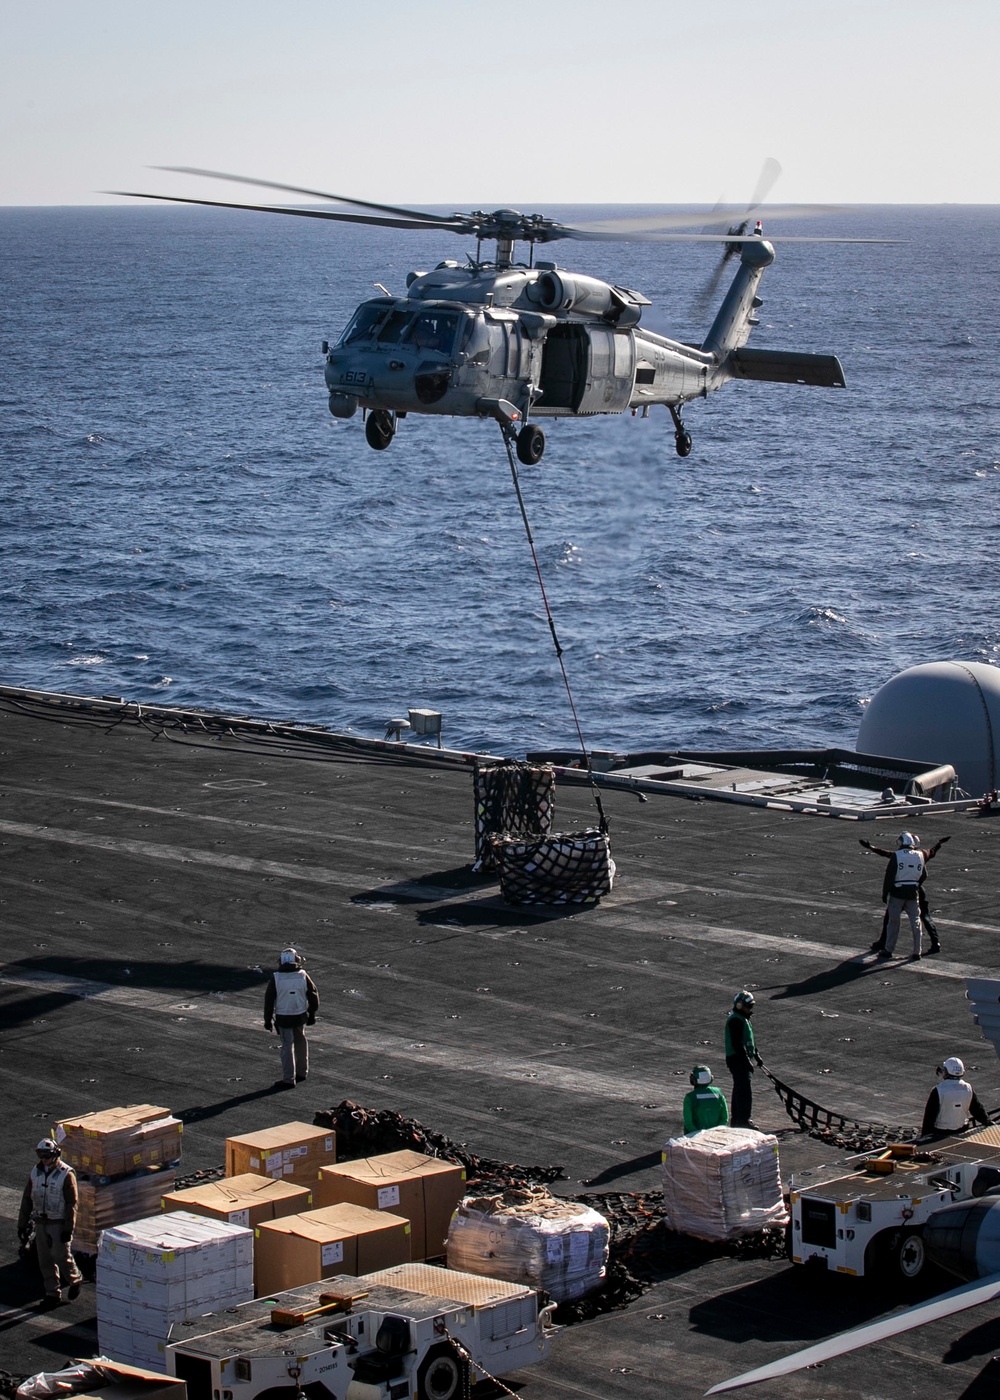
[3,686,1000,1399]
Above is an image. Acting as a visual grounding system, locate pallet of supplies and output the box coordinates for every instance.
[56,1105,182,1179]
[225,1121,336,1185]
[660,1125,788,1242]
[76,1168,176,1255]
[254,1201,411,1295]
[161,1173,312,1228]
[446,1186,609,1301]
[97,1211,253,1372]
[315,1149,465,1259]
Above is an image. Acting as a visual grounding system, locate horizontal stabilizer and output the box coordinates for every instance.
[728,347,846,387]
[705,1273,1000,1393]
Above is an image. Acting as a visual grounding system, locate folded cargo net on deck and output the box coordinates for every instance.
[473,760,555,874]
[492,827,615,906]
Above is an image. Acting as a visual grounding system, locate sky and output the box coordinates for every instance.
[1,0,997,208]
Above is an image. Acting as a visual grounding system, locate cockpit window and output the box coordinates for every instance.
[405,312,459,353]
[337,301,390,346]
[375,310,414,345]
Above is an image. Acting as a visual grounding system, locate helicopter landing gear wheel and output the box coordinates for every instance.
[516,422,546,465]
[669,405,692,458]
[365,409,395,451]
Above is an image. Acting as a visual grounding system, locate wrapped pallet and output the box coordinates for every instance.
[97,1210,253,1371]
[660,1126,787,1242]
[446,1186,608,1302]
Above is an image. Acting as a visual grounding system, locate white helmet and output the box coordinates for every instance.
[941,1057,965,1078]
[278,947,301,967]
[36,1138,60,1156]
[897,832,918,849]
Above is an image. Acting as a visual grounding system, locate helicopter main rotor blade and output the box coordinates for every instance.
[704,1272,1000,1394]
[748,156,783,212]
[155,166,452,225]
[566,202,840,236]
[559,227,898,244]
[109,190,468,232]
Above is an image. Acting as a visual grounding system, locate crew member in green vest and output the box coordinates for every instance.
[725,990,763,1128]
[683,1065,730,1133]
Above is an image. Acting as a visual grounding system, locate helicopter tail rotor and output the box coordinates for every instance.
[691,158,782,322]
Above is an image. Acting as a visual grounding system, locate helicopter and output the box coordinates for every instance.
[115,165,878,464]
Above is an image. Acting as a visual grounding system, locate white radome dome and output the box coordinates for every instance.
[858,661,1000,797]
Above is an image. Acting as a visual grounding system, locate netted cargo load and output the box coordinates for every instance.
[447,1186,609,1301]
[492,827,615,905]
[661,1126,787,1242]
[472,760,554,873]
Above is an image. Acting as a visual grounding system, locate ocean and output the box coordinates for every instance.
[1,202,998,756]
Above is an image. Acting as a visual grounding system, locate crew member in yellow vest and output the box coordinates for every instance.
[264,946,320,1088]
[17,1138,84,1308]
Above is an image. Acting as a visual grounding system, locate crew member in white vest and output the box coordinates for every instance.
[17,1138,84,1308]
[875,833,931,959]
[920,1057,990,1138]
[860,833,950,957]
[264,946,320,1088]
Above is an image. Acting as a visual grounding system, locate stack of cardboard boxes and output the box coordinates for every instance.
[57,1105,183,1254]
[315,1148,466,1261]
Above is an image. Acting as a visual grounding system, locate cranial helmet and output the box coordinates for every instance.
[690,1065,714,1087]
[278,947,301,967]
[897,832,917,849]
[36,1138,60,1156]
[941,1056,965,1078]
[733,991,755,1013]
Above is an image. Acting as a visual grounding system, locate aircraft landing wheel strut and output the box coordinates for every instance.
[516,422,546,465]
[669,405,692,458]
[365,409,395,451]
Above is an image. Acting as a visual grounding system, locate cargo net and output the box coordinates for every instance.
[472,760,554,874]
[492,827,616,906]
[762,1065,915,1153]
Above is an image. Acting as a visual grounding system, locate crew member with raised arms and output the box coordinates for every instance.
[860,831,950,957]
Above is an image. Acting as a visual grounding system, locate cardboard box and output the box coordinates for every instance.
[71,1358,187,1400]
[161,1173,312,1228]
[315,1150,466,1259]
[253,1202,410,1296]
[225,1121,336,1185]
[57,1105,182,1179]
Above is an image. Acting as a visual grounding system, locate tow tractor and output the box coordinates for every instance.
[788,1125,1000,1283]
[166,1261,555,1400]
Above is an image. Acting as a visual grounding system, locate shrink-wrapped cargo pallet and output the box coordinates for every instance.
[447,1186,609,1301]
[660,1126,787,1242]
[97,1211,253,1371]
